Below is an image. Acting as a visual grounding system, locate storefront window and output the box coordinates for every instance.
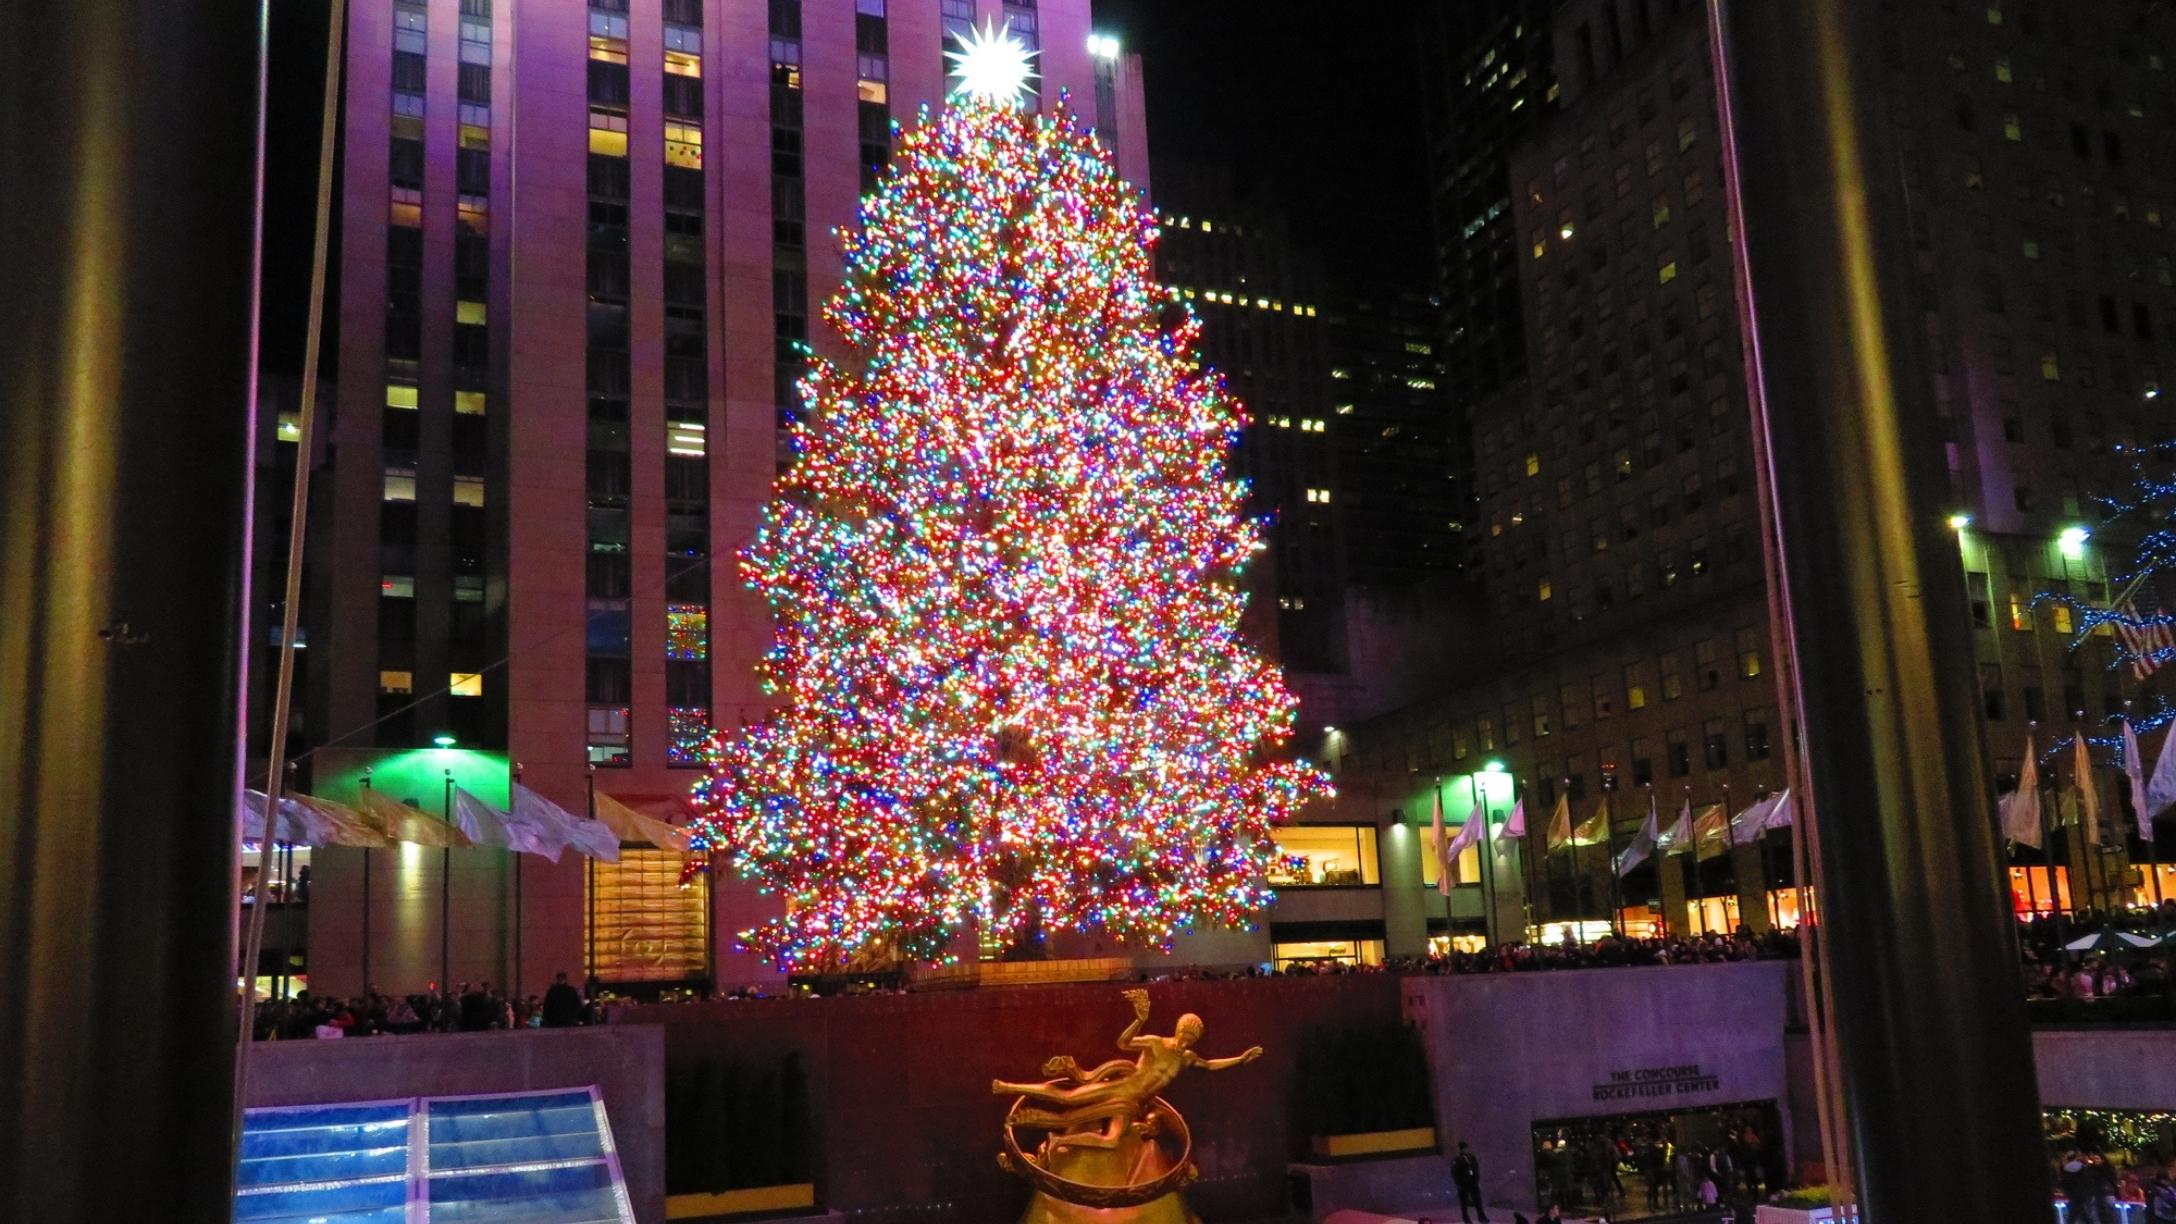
[1268,825,1379,886]
[1533,1100,1782,1220]
[1271,938,1384,969]
[587,848,709,984]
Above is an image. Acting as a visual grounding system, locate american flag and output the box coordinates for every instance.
[2113,570,2175,681]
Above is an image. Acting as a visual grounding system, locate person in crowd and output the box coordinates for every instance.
[542,971,585,1028]
[1452,1140,1486,1224]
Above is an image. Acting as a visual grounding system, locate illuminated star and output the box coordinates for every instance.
[946,19,1038,106]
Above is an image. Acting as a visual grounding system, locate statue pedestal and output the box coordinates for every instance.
[1019,1189,1198,1223]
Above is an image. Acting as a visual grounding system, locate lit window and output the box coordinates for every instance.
[1525,452,1541,476]
[1677,117,1696,151]
[2022,239,2040,260]
[2040,352,2061,381]
[668,419,707,457]
[1305,488,1332,504]
[277,413,301,443]
[383,468,418,502]
[389,187,423,229]
[455,390,486,416]
[456,299,487,326]
[858,78,888,104]
[1994,56,2012,83]
[589,12,629,61]
[1330,367,1351,380]
[1658,260,1679,285]
[589,108,629,156]
[1986,4,2003,23]
[588,849,709,981]
[381,575,416,599]
[1406,376,1438,390]
[2051,603,2074,635]
[2003,113,2021,141]
[2009,593,2032,631]
[667,604,709,661]
[450,672,484,698]
[1335,402,1354,415]
[1652,195,1671,228]
[379,669,414,694]
[665,120,703,169]
[1266,825,1380,887]
[453,476,485,507]
[1558,217,1576,240]
[666,49,701,77]
[1538,578,1553,602]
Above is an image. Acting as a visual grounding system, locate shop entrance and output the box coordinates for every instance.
[1531,1099,1783,1219]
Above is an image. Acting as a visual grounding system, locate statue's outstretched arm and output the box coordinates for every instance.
[1116,988,1152,1051]
[1189,1045,1264,1072]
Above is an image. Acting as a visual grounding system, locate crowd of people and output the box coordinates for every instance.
[251,971,601,1040]
[2055,1149,2176,1224]
[2017,904,2176,1010]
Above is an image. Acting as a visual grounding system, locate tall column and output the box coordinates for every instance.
[0,2,261,1218]
[1710,1,2047,1218]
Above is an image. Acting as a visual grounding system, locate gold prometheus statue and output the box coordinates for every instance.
[993,988,1262,1223]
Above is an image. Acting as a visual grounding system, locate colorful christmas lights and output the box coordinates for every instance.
[685,96,1330,969]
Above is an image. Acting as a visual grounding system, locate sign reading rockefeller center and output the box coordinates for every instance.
[1591,1064,1723,1102]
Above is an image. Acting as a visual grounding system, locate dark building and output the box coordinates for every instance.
[1419,0,1558,414]
[1152,159,1345,672]
[1327,292,1461,589]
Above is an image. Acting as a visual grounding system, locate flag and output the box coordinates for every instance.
[1762,788,1795,832]
[2073,735,2103,846]
[594,790,694,852]
[1657,797,1693,856]
[1430,790,1451,897]
[1614,795,1660,877]
[291,793,397,847]
[1693,803,1732,861]
[455,787,554,858]
[1567,799,1609,848]
[1730,793,1775,845]
[2124,718,2152,841]
[1444,802,1487,884]
[1502,797,1526,840]
[2113,573,2174,680]
[2149,726,2176,824]
[241,791,326,847]
[358,788,472,849]
[1999,735,2044,848]
[512,782,620,863]
[1544,792,1574,851]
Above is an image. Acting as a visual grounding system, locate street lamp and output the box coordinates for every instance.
[432,733,457,749]
[2058,526,2089,560]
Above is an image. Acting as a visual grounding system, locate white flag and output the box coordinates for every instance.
[1729,793,1775,845]
[512,782,620,863]
[1762,788,1795,831]
[2148,726,2176,825]
[1614,795,1661,877]
[456,787,555,858]
[1444,802,1488,884]
[1658,797,1694,856]
[1999,735,2044,848]
[2124,719,2152,841]
[1502,797,1526,840]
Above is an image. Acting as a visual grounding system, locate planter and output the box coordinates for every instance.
[667,1184,818,1220]
[1309,1127,1439,1159]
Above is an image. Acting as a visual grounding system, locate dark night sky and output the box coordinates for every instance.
[1095,1,1436,302]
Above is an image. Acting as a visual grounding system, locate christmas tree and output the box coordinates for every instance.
[690,35,1328,971]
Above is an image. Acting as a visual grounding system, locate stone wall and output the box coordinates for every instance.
[1404,961,1793,1210]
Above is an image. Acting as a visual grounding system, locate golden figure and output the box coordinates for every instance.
[994,989,1262,1223]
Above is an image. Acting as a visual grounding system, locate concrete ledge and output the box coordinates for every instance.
[1311,1128,1440,1159]
[667,1185,818,1219]
[910,957,1135,990]
[1291,1153,1456,1221]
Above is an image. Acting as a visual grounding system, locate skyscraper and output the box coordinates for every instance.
[304,0,1147,994]
[1328,292,1461,590]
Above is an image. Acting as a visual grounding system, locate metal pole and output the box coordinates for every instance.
[1603,787,1623,938]
[443,770,454,991]
[512,763,524,1002]
[361,772,375,991]
[587,766,599,986]
[1710,0,2047,1216]
[0,0,261,1212]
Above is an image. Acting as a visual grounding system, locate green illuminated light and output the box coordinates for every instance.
[1948,513,1971,531]
[2058,526,2089,559]
[432,734,457,748]
[1483,759,1506,774]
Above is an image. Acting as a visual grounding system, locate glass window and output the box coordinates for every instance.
[449,672,484,698]
[587,847,709,982]
[1660,652,1683,701]
[1267,826,1379,887]
[1736,627,1763,677]
[1625,662,1651,710]
[1272,938,1383,970]
[383,468,417,501]
[379,669,414,694]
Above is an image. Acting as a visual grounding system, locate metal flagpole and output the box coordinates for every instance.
[1720,782,1737,933]
[360,771,375,990]
[587,766,599,986]
[442,769,454,991]
[1515,776,1536,943]
[2074,716,2106,913]
[2037,740,2065,917]
[1603,783,1623,938]
[511,763,524,1002]
[2018,730,2041,919]
[1438,780,1455,950]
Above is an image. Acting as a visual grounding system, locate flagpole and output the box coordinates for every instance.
[587,766,599,987]
[2018,727,2041,919]
[2037,734,2064,917]
[1763,793,1782,931]
[1603,782,1623,939]
[2074,715,2105,914]
[1469,774,1499,947]
[442,768,454,992]
[511,763,524,1004]
[2128,702,2157,909]
[360,770,374,992]
[1721,782,1738,933]
[1517,776,1536,943]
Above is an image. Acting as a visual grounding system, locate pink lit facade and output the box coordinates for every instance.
[307,0,1148,995]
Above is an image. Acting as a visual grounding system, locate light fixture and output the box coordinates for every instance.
[2058,526,2089,559]
[433,734,457,748]
[1948,513,1972,531]
[1087,33,1121,60]
[1483,759,1506,774]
